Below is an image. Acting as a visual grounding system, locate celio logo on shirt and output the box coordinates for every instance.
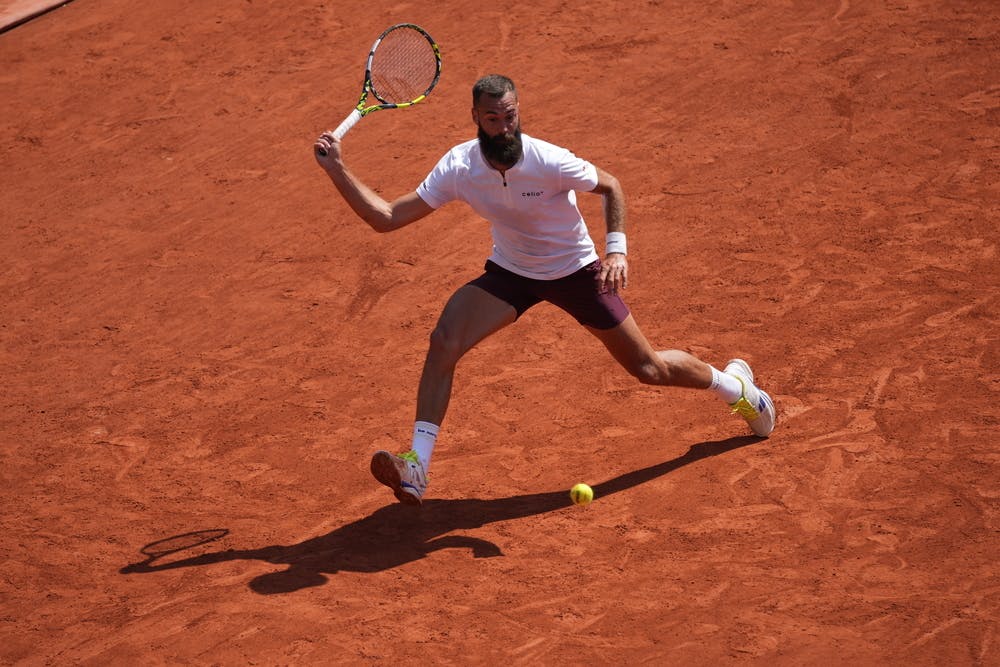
[521,191,544,197]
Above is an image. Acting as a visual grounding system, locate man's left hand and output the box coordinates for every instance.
[600,253,628,293]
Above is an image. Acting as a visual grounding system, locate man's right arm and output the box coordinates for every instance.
[314,133,435,233]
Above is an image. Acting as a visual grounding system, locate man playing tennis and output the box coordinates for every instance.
[314,74,776,506]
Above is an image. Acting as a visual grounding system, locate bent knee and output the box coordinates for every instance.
[627,360,669,385]
[427,324,464,365]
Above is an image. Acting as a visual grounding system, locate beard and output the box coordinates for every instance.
[477,124,523,169]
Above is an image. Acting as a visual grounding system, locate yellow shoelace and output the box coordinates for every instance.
[730,396,759,420]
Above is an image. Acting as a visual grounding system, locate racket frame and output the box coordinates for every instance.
[332,22,442,140]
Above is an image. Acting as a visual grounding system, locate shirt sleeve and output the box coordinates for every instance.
[415,151,456,209]
[558,148,599,193]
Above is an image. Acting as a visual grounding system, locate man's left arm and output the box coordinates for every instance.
[591,167,628,293]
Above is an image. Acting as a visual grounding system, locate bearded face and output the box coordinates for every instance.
[477,123,523,169]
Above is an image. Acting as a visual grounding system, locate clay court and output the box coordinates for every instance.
[2,0,998,663]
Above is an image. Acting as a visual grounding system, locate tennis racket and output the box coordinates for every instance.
[317,23,441,155]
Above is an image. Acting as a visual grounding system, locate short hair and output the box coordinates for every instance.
[472,74,517,106]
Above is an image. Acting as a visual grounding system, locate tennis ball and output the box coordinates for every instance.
[570,483,593,506]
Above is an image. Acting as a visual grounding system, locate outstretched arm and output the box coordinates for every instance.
[590,167,628,292]
[314,132,434,233]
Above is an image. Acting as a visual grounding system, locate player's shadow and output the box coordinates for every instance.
[120,436,758,594]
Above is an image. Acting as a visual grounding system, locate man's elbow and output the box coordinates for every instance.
[357,211,391,233]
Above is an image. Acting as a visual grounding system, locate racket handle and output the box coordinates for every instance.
[317,109,362,156]
[333,109,363,139]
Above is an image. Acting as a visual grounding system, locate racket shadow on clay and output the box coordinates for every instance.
[120,435,758,594]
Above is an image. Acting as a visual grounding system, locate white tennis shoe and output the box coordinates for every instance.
[370,450,427,505]
[724,358,776,437]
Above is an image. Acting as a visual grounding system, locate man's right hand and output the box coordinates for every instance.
[314,131,342,168]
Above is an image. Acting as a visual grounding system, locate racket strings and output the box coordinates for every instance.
[370,28,438,103]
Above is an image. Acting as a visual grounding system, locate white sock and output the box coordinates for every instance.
[411,421,439,470]
[710,367,744,404]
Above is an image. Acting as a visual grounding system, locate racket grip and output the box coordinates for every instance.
[333,109,363,140]
[317,109,363,157]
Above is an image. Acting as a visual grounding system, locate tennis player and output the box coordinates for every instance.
[314,74,776,505]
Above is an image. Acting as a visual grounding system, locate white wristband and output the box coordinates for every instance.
[606,231,627,255]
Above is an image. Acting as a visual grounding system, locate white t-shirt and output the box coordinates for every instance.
[416,133,600,280]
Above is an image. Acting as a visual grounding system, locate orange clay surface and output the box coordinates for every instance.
[2,0,998,664]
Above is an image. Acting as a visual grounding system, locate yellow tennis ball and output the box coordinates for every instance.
[570,483,593,506]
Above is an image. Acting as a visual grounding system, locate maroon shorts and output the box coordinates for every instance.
[467,259,630,330]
